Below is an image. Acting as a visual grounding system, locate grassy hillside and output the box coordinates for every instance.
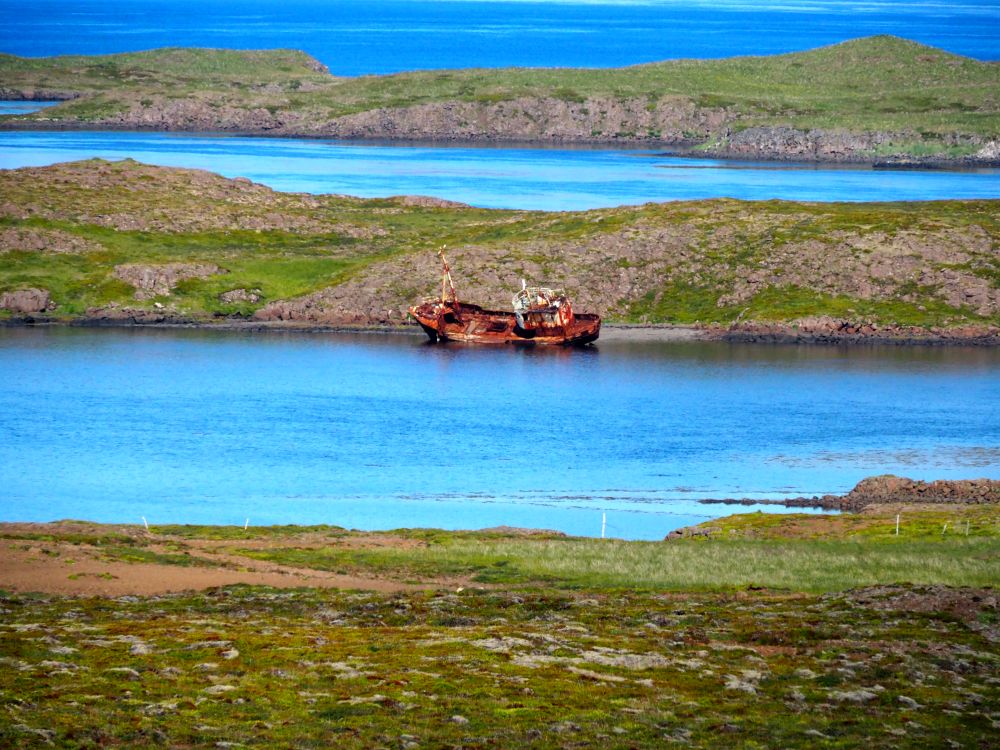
[2,37,998,156]
[1,159,998,333]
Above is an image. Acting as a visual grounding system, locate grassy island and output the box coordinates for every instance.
[2,36,998,162]
[0,159,998,337]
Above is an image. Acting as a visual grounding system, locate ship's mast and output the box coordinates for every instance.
[439,248,458,304]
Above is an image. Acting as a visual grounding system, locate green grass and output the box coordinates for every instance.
[149,523,349,540]
[238,536,999,593]
[706,507,1000,541]
[97,545,222,568]
[0,530,143,547]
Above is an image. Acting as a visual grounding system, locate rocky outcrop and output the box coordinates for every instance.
[70,94,727,145]
[389,195,470,209]
[704,127,993,163]
[0,288,54,313]
[0,226,101,254]
[11,95,997,164]
[664,525,721,541]
[699,475,1000,513]
[79,305,192,325]
[0,88,77,101]
[113,263,225,300]
[975,141,1000,161]
[219,288,263,304]
[314,96,727,144]
[717,318,1000,345]
[0,159,366,235]
[837,475,1000,511]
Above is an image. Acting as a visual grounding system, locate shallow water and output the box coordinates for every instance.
[1,327,997,539]
[1,0,997,73]
[2,130,998,210]
[0,101,60,115]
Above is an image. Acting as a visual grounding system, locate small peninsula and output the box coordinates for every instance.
[1,35,998,164]
[1,159,998,342]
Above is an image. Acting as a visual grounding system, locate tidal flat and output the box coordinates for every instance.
[0,507,997,748]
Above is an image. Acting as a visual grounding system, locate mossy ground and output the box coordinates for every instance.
[1,584,996,748]
[0,509,997,748]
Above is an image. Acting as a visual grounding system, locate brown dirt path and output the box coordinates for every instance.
[0,524,465,596]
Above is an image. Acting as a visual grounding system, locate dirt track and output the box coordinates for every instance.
[0,523,460,596]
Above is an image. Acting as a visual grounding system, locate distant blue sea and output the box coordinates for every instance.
[0,0,997,74]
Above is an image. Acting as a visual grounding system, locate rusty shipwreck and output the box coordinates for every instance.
[408,253,601,346]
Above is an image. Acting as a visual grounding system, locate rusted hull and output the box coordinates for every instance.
[409,302,600,346]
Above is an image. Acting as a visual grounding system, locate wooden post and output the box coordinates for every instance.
[895,514,900,536]
[601,512,606,539]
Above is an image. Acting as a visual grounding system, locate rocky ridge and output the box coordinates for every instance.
[10,95,998,165]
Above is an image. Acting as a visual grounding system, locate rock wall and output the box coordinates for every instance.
[84,95,727,144]
[705,126,991,163]
[19,94,999,163]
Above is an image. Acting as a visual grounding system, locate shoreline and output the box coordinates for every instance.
[698,476,1000,513]
[3,316,999,347]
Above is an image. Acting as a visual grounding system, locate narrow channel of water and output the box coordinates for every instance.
[1,328,997,539]
[1,129,998,210]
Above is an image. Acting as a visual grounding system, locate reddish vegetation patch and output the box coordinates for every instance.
[846,585,998,632]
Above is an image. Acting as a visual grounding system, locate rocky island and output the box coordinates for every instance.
[2,35,998,164]
[0,158,998,342]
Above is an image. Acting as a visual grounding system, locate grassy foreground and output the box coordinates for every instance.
[0,507,997,748]
[1,36,998,157]
[1,159,998,331]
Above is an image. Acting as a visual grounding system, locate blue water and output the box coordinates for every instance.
[1,328,997,539]
[2,130,998,209]
[0,101,59,115]
[0,1,997,74]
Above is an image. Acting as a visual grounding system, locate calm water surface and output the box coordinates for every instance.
[2,131,998,210]
[0,101,60,115]
[1,328,997,539]
[1,1,997,73]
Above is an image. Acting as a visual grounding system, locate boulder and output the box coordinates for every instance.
[0,288,53,313]
[113,263,224,300]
